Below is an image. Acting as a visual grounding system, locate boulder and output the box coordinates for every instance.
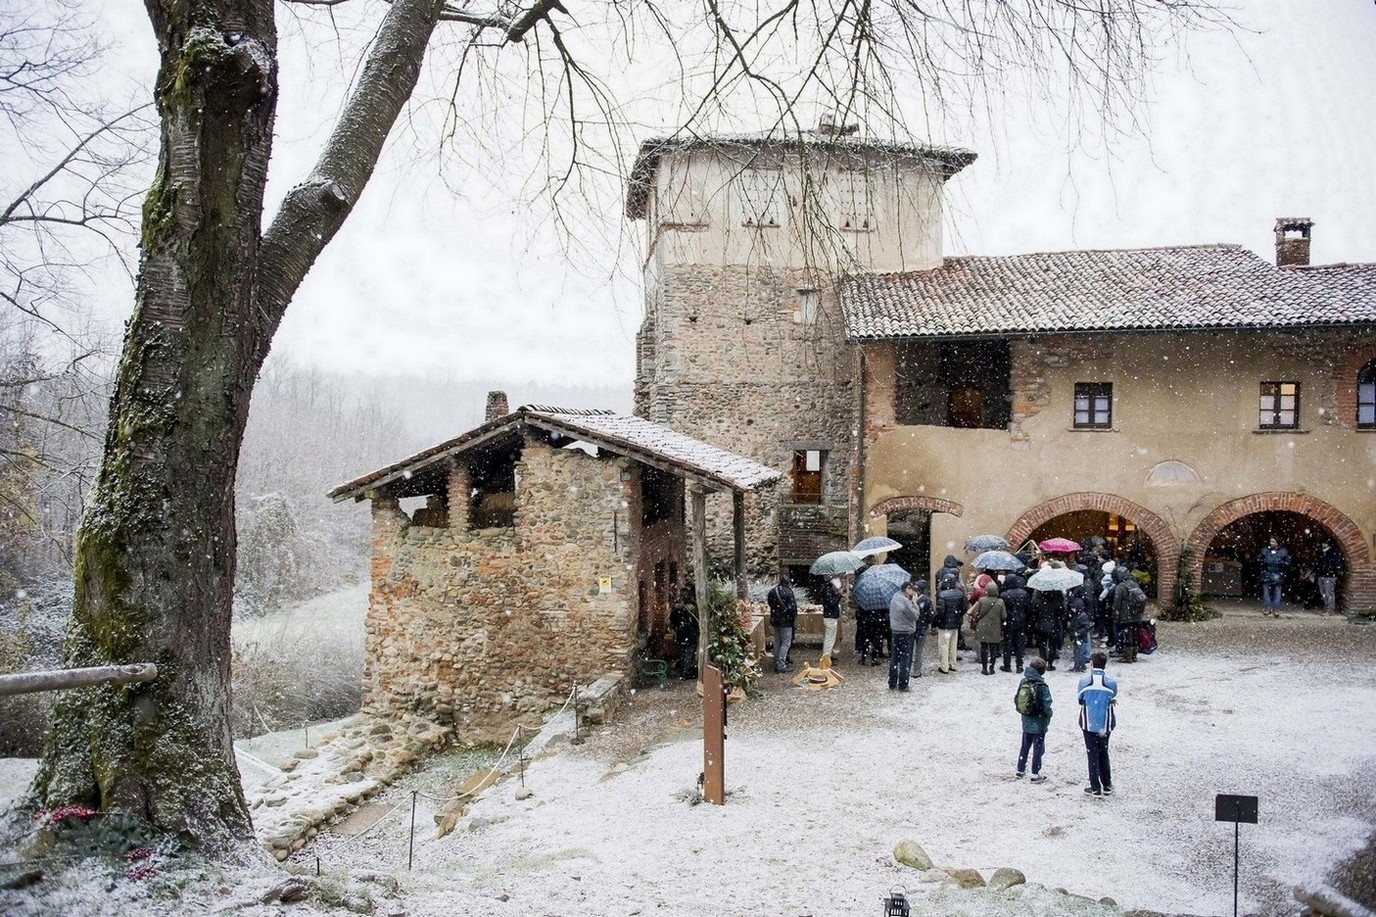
[942,867,986,889]
[987,867,1026,890]
[893,839,934,871]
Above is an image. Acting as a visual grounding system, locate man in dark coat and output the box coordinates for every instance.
[1111,567,1145,662]
[1030,587,1064,671]
[1257,536,1291,616]
[766,574,798,673]
[1000,572,1030,673]
[1315,542,1345,615]
[934,573,966,674]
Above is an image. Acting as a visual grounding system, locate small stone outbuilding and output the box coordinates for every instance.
[329,401,777,743]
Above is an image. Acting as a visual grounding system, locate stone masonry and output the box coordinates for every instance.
[362,439,637,744]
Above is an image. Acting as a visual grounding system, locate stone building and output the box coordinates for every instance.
[329,398,776,741]
[629,129,1376,612]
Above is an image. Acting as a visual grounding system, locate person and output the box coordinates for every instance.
[1111,567,1145,663]
[668,588,699,680]
[1030,587,1063,671]
[1015,657,1053,783]
[970,581,1007,676]
[1316,542,1345,616]
[819,575,844,662]
[910,580,934,678]
[766,574,798,673]
[1067,583,1091,672]
[999,571,1030,673]
[1257,536,1291,616]
[1077,651,1119,797]
[934,573,966,674]
[887,581,921,691]
[1098,560,1118,649]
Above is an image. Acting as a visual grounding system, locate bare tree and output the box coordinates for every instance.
[27,0,1232,850]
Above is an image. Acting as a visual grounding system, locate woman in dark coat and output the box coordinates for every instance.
[999,572,1030,674]
[1030,587,1064,671]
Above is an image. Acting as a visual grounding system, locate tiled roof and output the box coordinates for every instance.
[329,406,780,502]
[626,132,977,219]
[841,244,1376,340]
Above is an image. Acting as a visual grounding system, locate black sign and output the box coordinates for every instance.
[1215,793,1258,824]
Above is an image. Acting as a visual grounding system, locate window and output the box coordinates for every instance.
[1259,381,1300,429]
[1358,360,1376,429]
[1073,383,1113,429]
[835,172,874,231]
[794,289,820,324]
[737,169,784,228]
[791,450,824,504]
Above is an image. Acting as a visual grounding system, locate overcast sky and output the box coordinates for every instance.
[94,1,1374,391]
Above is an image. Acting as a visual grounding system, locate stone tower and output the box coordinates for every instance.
[626,128,976,580]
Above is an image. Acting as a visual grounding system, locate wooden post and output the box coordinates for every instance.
[701,664,726,805]
[0,663,158,697]
[733,491,747,600]
[691,486,710,677]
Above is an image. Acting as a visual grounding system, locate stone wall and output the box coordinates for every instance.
[636,262,856,571]
[362,439,639,744]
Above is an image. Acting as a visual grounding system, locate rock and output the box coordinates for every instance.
[893,839,935,871]
[293,748,320,759]
[987,867,1026,890]
[263,796,288,808]
[915,868,948,884]
[1098,896,1118,907]
[942,867,986,889]
[515,787,534,800]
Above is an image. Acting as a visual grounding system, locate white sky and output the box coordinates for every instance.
[93,1,1375,390]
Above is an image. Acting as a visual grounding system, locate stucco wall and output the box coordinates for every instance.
[361,440,638,743]
[862,330,1376,609]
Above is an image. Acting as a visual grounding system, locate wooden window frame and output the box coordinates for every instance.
[791,449,825,505]
[1258,381,1300,430]
[1073,382,1113,430]
[1358,360,1376,429]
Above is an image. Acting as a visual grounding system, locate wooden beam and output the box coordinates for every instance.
[690,487,710,676]
[733,491,747,599]
[0,663,157,698]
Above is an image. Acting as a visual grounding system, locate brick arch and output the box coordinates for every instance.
[869,495,965,519]
[1333,344,1376,430]
[1006,493,1180,608]
[1185,493,1373,611]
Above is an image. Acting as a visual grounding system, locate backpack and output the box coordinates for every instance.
[1127,585,1147,620]
[1138,620,1158,655]
[1014,678,1043,717]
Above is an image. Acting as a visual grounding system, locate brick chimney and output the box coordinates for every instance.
[485,390,509,422]
[1275,218,1314,268]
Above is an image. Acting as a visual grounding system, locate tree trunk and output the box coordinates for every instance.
[29,0,444,850]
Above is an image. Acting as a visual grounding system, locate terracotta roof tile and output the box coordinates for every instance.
[842,245,1376,339]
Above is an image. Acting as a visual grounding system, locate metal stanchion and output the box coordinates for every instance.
[408,790,418,871]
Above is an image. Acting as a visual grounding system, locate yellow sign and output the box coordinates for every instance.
[598,576,612,594]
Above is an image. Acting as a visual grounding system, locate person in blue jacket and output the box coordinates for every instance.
[1077,651,1119,797]
[1257,536,1291,616]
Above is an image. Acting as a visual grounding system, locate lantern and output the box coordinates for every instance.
[882,888,910,917]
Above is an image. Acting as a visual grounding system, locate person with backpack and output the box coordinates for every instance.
[1077,651,1119,797]
[1014,657,1053,783]
[1111,568,1146,663]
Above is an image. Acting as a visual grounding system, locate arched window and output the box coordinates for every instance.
[1359,359,1376,429]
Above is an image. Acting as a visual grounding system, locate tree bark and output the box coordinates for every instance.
[30,0,444,850]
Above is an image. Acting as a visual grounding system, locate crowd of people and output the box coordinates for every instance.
[781,543,1155,685]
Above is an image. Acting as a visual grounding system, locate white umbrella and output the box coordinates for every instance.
[851,536,902,559]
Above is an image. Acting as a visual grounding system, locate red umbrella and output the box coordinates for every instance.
[1038,537,1081,554]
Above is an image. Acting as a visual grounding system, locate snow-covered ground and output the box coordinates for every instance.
[3,604,1374,916]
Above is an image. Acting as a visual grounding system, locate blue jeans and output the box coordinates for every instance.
[889,632,914,689]
[1073,632,1091,669]
[1083,731,1112,791]
[910,629,927,677]
[773,626,794,671]
[1018,732,1045,776]
[1262,577,1283,609]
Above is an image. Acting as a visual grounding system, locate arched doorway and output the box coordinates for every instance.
[1006,495,1178,605]
[1185,494,1371,613]
[868,496,965,586]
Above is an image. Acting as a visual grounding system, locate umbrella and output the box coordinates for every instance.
[970,549,1025,572]
[851,536,903,559]
[1026,566,1085,592]
[809,551,866,577]
[852,563,911,610]
[963,534,1010,553]
[1038,537,1081,554]
[1084,535,1108,548]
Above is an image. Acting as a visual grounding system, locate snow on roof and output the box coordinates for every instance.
[842,245,1376,339]
[328,406,780,502]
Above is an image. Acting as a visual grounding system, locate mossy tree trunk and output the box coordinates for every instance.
[30,0,446,850]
